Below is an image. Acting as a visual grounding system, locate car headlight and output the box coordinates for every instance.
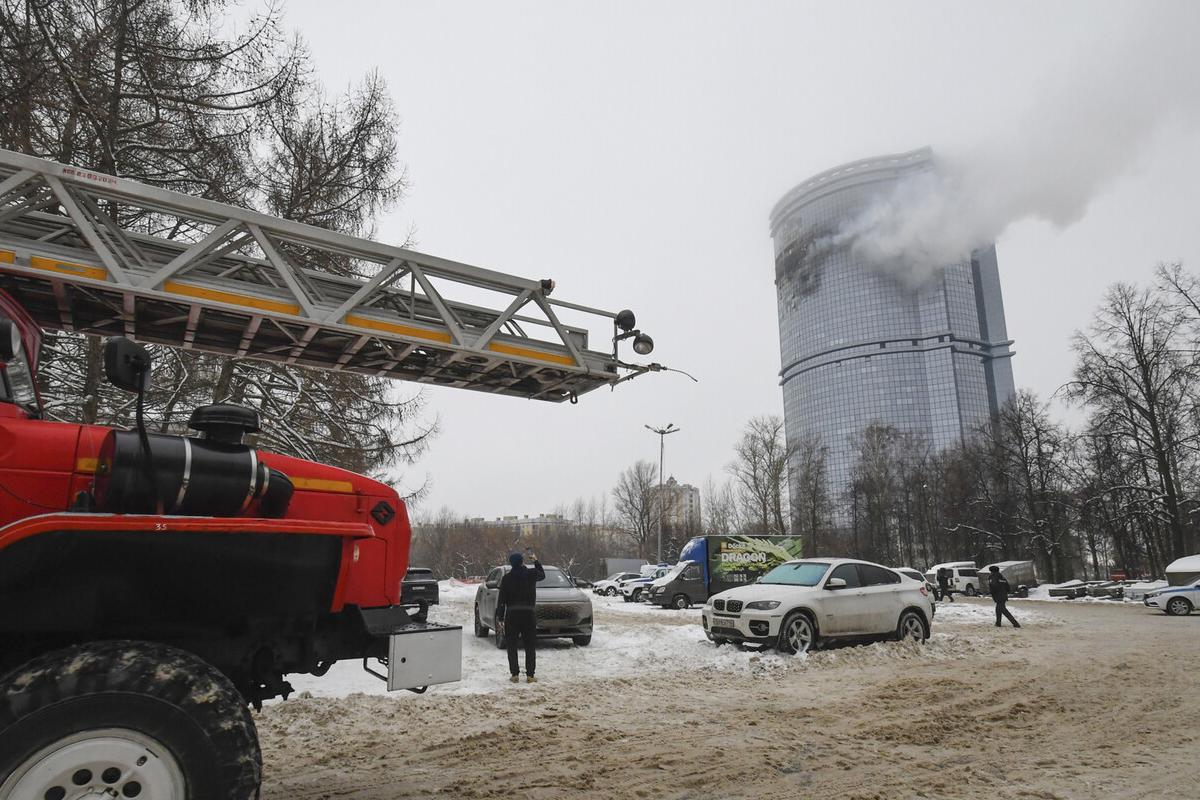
[745,600,780,610]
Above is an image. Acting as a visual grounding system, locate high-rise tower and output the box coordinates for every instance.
[769,149,1015,513]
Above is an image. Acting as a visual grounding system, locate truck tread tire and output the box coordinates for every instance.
[474,606,489,637]
[0,640,260,800]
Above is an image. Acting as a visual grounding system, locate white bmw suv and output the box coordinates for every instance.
[701,558,933,654]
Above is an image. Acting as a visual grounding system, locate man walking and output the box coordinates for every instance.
[936,568,954,602]
[496,551,545,682]
[989,565,1021,628]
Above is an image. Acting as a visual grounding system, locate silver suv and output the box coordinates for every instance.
[473,564,593,647]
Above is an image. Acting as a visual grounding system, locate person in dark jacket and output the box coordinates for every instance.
[989,565,1021,628]
[936,568,954,602]
[496,551,545,682]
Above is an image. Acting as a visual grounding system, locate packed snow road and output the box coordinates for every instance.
[259,583,1200,799]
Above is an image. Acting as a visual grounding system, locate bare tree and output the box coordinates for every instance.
[728,415,792,534]
[1066,282,1197,559]
[702,475,740,535]
[0,0,434,484]
[789,430,830,557]
[612,460,658,559]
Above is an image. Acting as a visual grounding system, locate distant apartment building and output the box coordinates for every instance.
[768,148,1015,511]
[651,477,702,531]
[463,513,570,538]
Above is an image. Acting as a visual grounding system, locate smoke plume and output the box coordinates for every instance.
[834,3,1200,286]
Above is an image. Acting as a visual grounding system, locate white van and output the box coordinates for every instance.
[924,562,982,596]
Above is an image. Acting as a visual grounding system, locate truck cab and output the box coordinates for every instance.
[647,560,705,609]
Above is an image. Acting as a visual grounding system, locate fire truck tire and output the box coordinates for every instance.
[0,640,261,800]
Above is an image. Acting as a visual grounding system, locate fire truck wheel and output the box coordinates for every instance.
[0,640,261,800]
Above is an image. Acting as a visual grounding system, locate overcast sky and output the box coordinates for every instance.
[283,0,1200,519]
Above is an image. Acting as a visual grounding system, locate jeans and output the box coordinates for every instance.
[504,609,537,676]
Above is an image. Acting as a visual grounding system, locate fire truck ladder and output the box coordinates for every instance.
[0,148,654,401]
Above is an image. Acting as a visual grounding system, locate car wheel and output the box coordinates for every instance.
[671,594,690,610]
[965,585,978,597]
[572,635,592,646]
[605,587,618,597]
[776,611,817,655]
[0,641,260,800]
[494,621,507,649]
[1166,597,1193,616]
[631,588,643,602]
[896,609,929,642]
[473,606,489,637]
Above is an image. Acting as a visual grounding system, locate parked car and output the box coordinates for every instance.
[1143,577,1200,616]
[473,564,594,646]
[645,535,807,609]
[701,558,934,654]
[620,566,670,602]
[593,572,642,596]
[924,562,982,596]
[400,567,439,622]
[896,567,938,614]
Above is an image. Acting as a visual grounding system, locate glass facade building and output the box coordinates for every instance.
[769,149,1015,517]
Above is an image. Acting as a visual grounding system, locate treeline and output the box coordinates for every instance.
[411,499,629,580]
[797,263,1200,581]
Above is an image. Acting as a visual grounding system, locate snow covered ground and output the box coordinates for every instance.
[284,581,1043,699]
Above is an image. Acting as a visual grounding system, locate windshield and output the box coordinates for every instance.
[758,561,831,586]
[663,562,687,580]
[537,568,575,588]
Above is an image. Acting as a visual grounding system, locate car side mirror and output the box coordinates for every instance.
[826,577,847,590]
[0,319,20,362]
[103,337,152,393]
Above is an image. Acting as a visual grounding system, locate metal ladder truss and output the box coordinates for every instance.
[0,148,648,402]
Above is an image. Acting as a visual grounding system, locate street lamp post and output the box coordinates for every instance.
[645,423,680,563]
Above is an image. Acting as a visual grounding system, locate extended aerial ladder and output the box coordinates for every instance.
[0,148,657,402]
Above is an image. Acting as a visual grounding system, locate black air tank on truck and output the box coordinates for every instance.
[646,535,806,608]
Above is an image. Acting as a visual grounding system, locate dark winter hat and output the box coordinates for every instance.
[509,552,524,567]
[990,565,1000,573]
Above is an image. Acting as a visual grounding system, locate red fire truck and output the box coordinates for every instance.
[0,149,657,798]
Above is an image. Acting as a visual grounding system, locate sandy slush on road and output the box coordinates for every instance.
[258,597,1200,799]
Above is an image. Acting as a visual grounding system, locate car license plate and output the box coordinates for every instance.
[712,615,738,629]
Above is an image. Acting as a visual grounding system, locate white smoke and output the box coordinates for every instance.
[833,3,1200,286]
